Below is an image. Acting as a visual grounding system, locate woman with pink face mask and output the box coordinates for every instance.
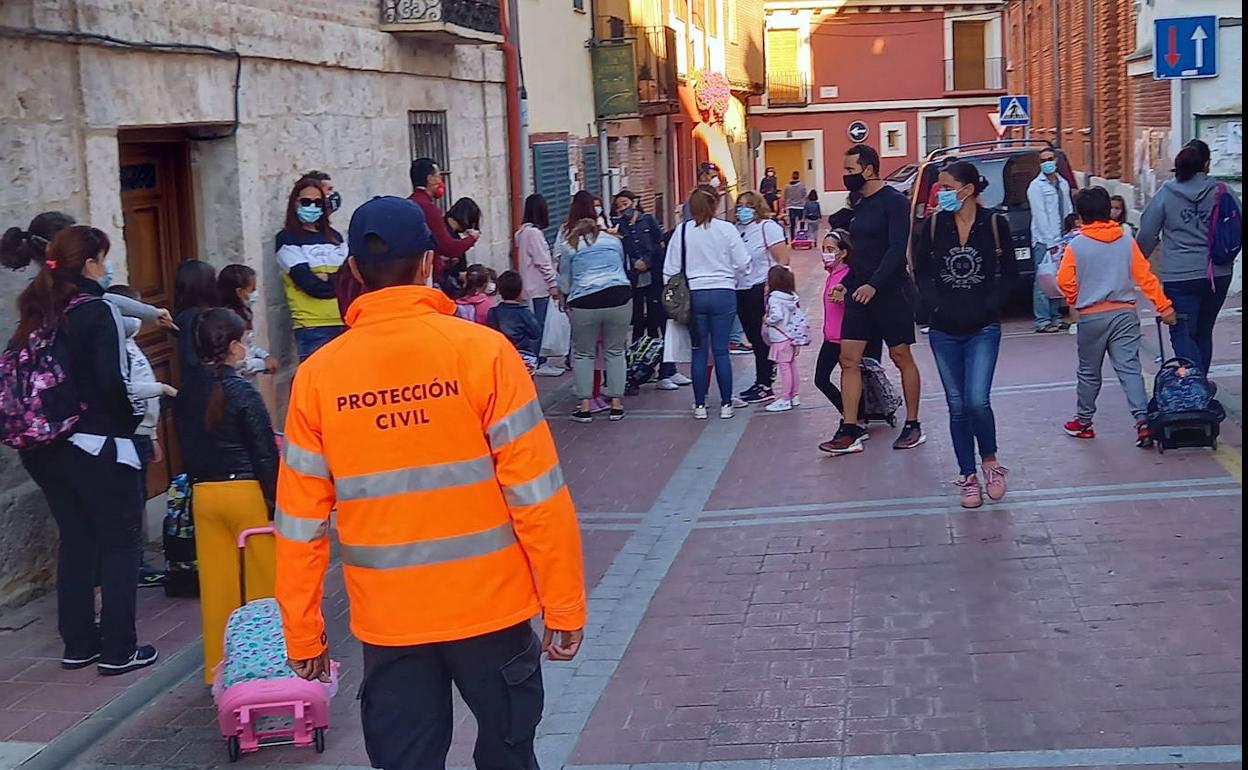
[814,230,854,421]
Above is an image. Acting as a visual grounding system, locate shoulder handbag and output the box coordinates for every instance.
[662,222,693,325]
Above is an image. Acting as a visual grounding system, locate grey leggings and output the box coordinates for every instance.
[570,302,632,400]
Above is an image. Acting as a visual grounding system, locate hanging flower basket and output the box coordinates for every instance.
[695,71,731,123]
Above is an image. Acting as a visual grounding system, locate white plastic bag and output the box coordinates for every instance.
[1036,246,1064,300]
[663,319,692,364]
[540,306,571,358]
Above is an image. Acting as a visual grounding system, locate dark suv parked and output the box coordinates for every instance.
[907,139,1079,281]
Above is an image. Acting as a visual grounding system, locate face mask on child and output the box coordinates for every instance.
[821,249,842,270]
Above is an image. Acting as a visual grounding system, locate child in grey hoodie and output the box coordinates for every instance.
[1137,141,1241,371]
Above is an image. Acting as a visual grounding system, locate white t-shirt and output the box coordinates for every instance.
[736,218,786,289]
[663,218,751,292]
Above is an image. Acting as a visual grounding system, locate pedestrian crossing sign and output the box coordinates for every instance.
[998,95,1031,127]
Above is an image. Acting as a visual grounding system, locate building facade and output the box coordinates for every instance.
[518,0,600,240]
[751,0,1006,203]
[0,0,511,604]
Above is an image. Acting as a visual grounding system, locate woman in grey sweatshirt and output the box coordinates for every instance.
[1137,142,1240,372]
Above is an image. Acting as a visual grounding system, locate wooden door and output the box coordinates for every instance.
[118,136,196,498]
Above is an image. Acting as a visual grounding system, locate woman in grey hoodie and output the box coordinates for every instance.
[1137,142,1239,372]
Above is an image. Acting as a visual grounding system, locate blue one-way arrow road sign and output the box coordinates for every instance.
[998,95,1030,127]
[1155,16,1218,79]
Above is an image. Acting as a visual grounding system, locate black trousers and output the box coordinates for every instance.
[21,440,142,663]
[736,282,773,387]
[360,622,544,770]
[631,285,662,341]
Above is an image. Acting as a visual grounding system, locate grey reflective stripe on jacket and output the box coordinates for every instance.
[284,440,331,479]
[503,464,565,508]
[335,455,497,501]
[340,521,518,569]
[274,508,330,542]
[487,398,544,453]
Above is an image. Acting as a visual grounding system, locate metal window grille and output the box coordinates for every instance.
[410,110,452,211]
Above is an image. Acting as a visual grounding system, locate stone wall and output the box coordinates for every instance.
[0,0,510,606]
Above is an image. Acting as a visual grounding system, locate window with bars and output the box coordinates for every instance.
[409,110,452,211]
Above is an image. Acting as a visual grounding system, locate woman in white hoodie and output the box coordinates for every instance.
[663,188,750,419]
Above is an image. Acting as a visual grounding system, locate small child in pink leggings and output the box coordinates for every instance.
[762,265,811,413]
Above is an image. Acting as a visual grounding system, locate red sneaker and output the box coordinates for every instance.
[1063,418,1095,439]
[1135,419,1154,448]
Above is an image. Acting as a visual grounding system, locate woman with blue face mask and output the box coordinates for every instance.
[913,161,1018,510]
[733,191,790,405]
[275,176,348,360]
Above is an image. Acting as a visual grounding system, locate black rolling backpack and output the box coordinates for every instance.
[1147,318,1225,453]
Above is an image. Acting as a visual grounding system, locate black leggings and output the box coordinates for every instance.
[815,341,844,414]
[815,338,884,418]
[736,283,773,387]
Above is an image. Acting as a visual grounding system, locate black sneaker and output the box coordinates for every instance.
[609,408,625,422]
[738,384,776,404]
[819,423,865,455]
[893,420,927,450]
[98,645,158,676]
[138,568,167,588]
[61,652,100,670]
[570,410,593,424]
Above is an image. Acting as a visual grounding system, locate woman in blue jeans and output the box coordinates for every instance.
[1137,141,1238,374]
[914,162,1018,508]
[663,189,750,419]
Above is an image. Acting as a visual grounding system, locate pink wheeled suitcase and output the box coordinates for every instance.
[791,226,814,250]
[212,527,339,762]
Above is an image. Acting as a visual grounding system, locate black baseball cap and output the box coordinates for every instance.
[347,196,435,264]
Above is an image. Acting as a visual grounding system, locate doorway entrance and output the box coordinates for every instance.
[763,139,815,194]
[118,131,197,497]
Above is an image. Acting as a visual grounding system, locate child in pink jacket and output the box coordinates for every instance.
[454,264,496,324]
[815,229,853,418]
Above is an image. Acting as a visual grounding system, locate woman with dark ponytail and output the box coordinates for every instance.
[8,225,159,676]
[3,211,178,330]
[173,308,278,684]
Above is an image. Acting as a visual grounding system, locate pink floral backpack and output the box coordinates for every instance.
[0,295,96,450]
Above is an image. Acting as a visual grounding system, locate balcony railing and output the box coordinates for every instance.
[766,70,808,107]
[381,0,501,42]
[944,56,1005,92]
[592,22,679,117]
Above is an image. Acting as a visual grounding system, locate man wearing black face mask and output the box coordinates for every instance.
[822,144,924,456]
[304,170,342,214]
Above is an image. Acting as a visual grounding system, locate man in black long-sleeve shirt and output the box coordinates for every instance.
[822,144,925,455]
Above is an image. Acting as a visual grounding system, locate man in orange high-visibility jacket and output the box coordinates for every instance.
[275,195,586,770]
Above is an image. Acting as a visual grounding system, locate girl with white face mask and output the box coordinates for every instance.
[733,191,789,406]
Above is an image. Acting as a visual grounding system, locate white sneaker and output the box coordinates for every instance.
[719,404,735,420]
[657,378,680,391]
[791,396,801,406]
[693,405,709,420]
[671,373,693,386]
[1068,322,1078,336]
[765,399,793,413]
[534,364,565,377]
[919,326,931,335]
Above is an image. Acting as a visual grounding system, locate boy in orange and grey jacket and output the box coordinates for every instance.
[1057,187,1176,446]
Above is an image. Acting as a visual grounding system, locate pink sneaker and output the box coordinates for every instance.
[981,462,1008,501]
[956,474,983,509]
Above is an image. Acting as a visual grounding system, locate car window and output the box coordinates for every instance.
[886,163,917,182]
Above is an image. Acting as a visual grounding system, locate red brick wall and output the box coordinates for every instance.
[1005,0,1135,179]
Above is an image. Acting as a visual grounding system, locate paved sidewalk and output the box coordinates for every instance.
[0,246,1240,770]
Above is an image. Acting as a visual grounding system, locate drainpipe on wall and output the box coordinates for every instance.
[500,0,524,267]
[1084,0,1097,177]
[1050,0,1062,147]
